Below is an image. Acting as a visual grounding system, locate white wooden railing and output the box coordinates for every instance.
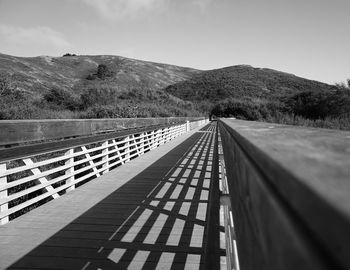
[0,119,208,225]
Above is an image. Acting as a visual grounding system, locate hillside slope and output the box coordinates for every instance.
[165,65,350,130]
[165,65,338,102]
[1,53,348,130]
[0,53,201,95]
[0,53,203,119]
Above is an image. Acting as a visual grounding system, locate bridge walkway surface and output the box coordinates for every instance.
[0,122,225,270]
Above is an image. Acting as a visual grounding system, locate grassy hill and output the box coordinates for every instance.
[0,53,200,95]
[1,53,349,130]
[165,65,350,130]
[165,65,338,102]
[0,53,202,119]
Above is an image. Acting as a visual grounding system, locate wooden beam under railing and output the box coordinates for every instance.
[0,117,206,146]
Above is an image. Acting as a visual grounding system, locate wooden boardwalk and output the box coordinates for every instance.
[2,118,350,270]
[0,123,225,270]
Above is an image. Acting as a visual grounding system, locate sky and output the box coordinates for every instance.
[0,0,349,84]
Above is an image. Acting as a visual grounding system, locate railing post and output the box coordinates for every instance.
[125,136,131,162]
[167,126,171,141]
[140,133,145,155]
[159,129,164,145]
[170,126,176,140]
[159,128,163,146]
[152,130,158,149]
[167,127,172,142]
[167,127,170,142]
[186,120,190,132]
[157,128,161,146]
[160,128,164,145]
[150,130,155,149]
[154,129,159,148]
[102,140,109,174]
[65,148,75,192]
[0,163,9,225]
[174,125,178,138]
[166,127,170,142]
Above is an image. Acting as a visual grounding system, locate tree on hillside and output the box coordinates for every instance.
[86,64,114,80]
[97,64,113,79]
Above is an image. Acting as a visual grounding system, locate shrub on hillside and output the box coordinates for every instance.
[210,91,350,131]
[210,98,278,120]
[0,72,22,97]
[82,105,121,118]
[287,90,350,119]
[0,99,35,120]
[63,53,77,57]
[82,104,146,118]
[43,87,81,110]
[80,87,119,108]
[335,79,350,90]
[118,88,169,102]
[0,73,34,119]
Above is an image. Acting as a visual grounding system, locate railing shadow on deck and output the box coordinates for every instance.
[6,124,221,270]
